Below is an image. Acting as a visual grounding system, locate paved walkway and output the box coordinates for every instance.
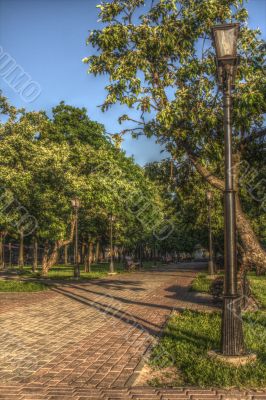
[0,263,265,400]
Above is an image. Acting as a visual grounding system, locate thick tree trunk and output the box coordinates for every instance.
[42,242,59,276]
[189,153,266,272]
[41,216,76,276]
[32,236,38,272]
[235,195,266,273]
[18,229,24,269]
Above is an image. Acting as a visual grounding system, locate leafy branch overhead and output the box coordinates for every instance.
[84,0,266,271]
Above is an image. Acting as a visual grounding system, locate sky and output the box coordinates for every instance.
[0,0,265,165]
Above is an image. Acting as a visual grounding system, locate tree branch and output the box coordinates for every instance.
[59,215,76,247]
[188,154,225,191]
[172,138,225,191]
[238,127,266,148]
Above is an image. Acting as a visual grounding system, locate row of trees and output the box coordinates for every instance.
[0,95,167,275]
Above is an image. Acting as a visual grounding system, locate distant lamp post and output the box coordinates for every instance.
[109,213,116,274]
[71,197,81,278]
[206,191,215,276]
[212,23,246,357]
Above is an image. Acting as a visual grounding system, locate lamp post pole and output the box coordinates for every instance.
[212,23,246,356]
[109,214,115,274]
[71,198,80,279]
[206,192,215,276]
[221,66,245,355]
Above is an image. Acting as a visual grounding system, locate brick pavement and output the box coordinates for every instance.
[0,263,265,400]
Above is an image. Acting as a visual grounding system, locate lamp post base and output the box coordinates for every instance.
[221,295,246,356]
[208,350,256,366]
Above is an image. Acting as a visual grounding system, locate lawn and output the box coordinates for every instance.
[191,272,266,308]
[149,271,266,388]
[149,309,266,388]
[190,273,212,293]
[0,280,48,292]
[8,261,157,281]
[249,273,266,309]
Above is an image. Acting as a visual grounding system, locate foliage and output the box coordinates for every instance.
[84,0,266,267]
[0,94,165,269]
[149,309,266,388]
[145,159,224,254]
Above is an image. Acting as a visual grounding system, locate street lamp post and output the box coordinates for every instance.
[206,191,215,276]
[71,198,80,279]
[212,23,245,356]
[109,214,115,274]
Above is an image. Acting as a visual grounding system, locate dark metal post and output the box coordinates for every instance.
[109,215,114,274]
[221,68,245,356]
[74,204,80,278]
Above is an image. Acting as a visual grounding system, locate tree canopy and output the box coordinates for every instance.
[0,93,165,273]
[84,0,266,271]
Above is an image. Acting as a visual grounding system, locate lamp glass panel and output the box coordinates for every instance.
[214,27,236,58]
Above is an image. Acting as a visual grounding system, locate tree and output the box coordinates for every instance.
[0,95,165,273]
[84,0,266,271]
[145,159,224,256]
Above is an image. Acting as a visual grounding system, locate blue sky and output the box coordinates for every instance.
[0,0,265,165]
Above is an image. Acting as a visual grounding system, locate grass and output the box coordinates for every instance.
[249,273,266,309]
[149,309,266,388]
[191,271,266,309]
[150,272,266,388]
[0,280,48,292]
[8,261,158,281]
[190,273,212,293]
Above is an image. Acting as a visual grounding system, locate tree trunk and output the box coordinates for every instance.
[41,216,76,276]
[41,242,59,276]
[189,153,266,272]
[32,236,38,272]
[81,241,86,264]
[84,240,93,273]
[18,229,24,269]
[95,240,100,264]
[235,195,266,274]
[0,233,4,269]
[64,244,68,265]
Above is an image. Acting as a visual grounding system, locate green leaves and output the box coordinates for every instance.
[0,97,165,250]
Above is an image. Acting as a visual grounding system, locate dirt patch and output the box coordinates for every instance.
[133,364,182,387]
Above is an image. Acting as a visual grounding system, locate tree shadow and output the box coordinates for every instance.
[164,284,220,311]
[52,286,163,337]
